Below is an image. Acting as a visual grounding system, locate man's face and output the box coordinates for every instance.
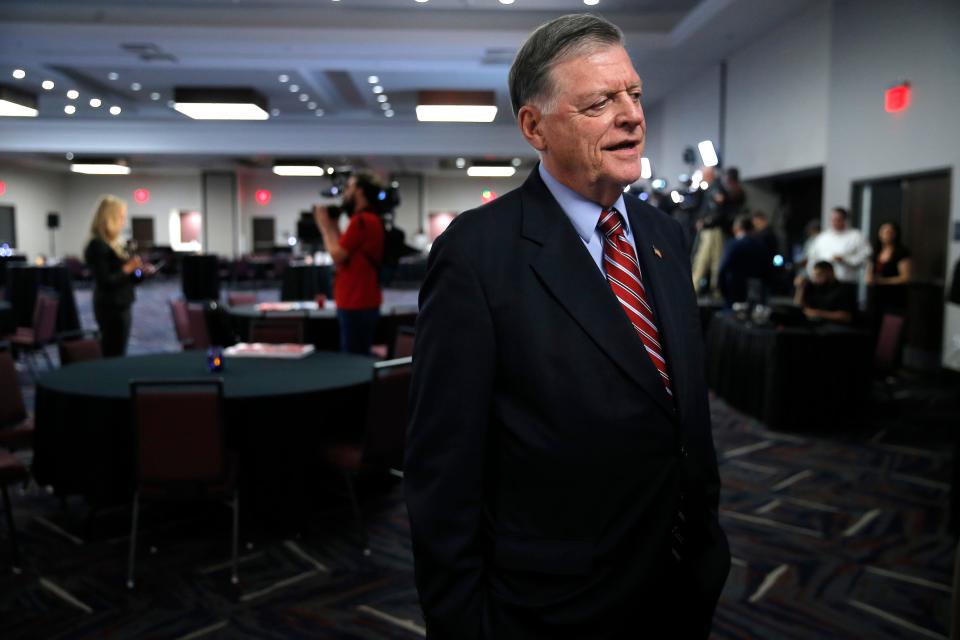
[831,210,847,232]
[534,45,645,203]
[812,267,834,285]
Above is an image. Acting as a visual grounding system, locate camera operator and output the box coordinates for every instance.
[314,172,385,355]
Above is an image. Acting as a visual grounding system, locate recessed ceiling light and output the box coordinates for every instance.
[41,80,54,90]
[511,157,522,167]
[64,105,76,115]
[0,86,38,117]
[167,100,176,108]
[583,0,600,5]
[270,108,280,116]
[415,0,429,3]
[65,152,74,160]
[289,84,299,92]
[150,92,160,101]
[467,166,516,178]
[71,162,130,175]
[173,87,269,120]
[384,110,394,117]
[499,0,515,4]
[377,95,387,103]
[66,89,79,100]
[273,164,325,177]
[89,98,102,108]
[417,90,497,122]
[307,101,317,109]
[372,85,384,94]
[12,69,26,79]
[108,72,119,80]
[315,109,324,117]
[110,105,122,115]
[367,75,379,84]
[381,102,391,110]
[455,157,466,168]
[299,93,309,102]
[130,82,141,91]
[278,74,289,83]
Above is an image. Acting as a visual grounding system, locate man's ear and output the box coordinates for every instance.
[518,105,547,152]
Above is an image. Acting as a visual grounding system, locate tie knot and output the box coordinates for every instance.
[597,208,624,238]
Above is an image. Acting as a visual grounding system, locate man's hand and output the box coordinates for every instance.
[314,205,337,233]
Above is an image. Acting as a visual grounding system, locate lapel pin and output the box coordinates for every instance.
[653,246,663,259]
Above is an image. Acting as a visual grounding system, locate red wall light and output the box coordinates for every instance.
[255,189,272,205]
[481,189,497,204]
[133,188,150,203]
[885,82,910,113]
[0,181,6,196]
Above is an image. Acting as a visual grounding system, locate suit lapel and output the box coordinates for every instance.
[624,200,691,425]
[520,170,677,423]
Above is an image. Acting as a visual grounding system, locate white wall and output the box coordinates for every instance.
[62,173,204,257]
[423,173,528,219]
[822,0,960,369]
[0,165,66,258]
[725,0,831,179]
[641,101,665,181]
[656,65,722,188]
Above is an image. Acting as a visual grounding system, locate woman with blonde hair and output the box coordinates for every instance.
[83,195,143,357]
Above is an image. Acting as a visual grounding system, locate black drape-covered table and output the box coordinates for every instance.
[705,312,872,430]
[33,351,375,526]
[7,264,81,332]
[280,264,333,301]
[0,301,12,335]
[181,254,220,301]
[227,302,417,352]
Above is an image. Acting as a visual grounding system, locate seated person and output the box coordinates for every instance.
[794,261,857,323]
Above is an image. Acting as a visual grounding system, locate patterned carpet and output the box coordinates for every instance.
[0,280,956,639]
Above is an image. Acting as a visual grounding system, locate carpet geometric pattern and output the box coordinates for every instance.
[0,280,954,639]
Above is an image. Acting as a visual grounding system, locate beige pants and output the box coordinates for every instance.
[691,227,725,294]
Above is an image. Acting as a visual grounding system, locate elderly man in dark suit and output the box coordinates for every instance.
[405,13,729,640]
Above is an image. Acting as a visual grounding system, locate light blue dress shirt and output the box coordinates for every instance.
[538,163,639,275]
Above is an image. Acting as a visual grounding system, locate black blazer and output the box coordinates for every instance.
[84,237,135,309]
[405,168,729,639]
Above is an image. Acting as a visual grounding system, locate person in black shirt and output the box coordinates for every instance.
[866,222,911,322]
[795,260,857,324]
[83,195,146,357]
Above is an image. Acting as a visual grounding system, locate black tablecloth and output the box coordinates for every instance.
[7,264,81,332]
[33,351,375,524]
[280,264,332,301]
[1,255,27,291]
[182,254,220,301]
[705,312,872,430]
[0,301,12,335]
[228,303,417,352]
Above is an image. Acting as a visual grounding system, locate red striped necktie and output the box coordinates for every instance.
[598,208,673,397]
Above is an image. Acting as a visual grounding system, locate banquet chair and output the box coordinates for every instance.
[0,350,34,452]
[127,379,239,588]
[249,318,303,344]
[392,325,416,359]
[5,289,59,379]
[168,299,194,350]
[0,449,29,573]
[57,330,103,366]
[186,304,211,350]
[226,291,257,307]
[320,356,412,555]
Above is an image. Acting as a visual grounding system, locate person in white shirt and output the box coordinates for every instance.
[804,207,871,283]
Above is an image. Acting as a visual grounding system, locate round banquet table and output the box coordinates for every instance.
[33,351,376,526]
[227,302,418,352]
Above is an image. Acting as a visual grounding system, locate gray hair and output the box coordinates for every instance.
[509,13,624,117]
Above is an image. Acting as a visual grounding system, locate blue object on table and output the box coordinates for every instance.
[207,346,224,372]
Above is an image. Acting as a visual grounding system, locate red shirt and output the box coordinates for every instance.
[334,210,384,310]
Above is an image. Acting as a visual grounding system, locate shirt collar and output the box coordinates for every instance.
[539,163,630,244]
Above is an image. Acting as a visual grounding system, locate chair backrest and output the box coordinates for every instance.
[58,336,103,365]
[186,304,211,350]
[32,290,60,343]
[361,356,413,471]
[249,318,304,344]
[0,350,28,426]
[227,292,257,307]
[392,325,416,359]
[875,313,905,373]
[169,299,193,347]
[130,379,226,488]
